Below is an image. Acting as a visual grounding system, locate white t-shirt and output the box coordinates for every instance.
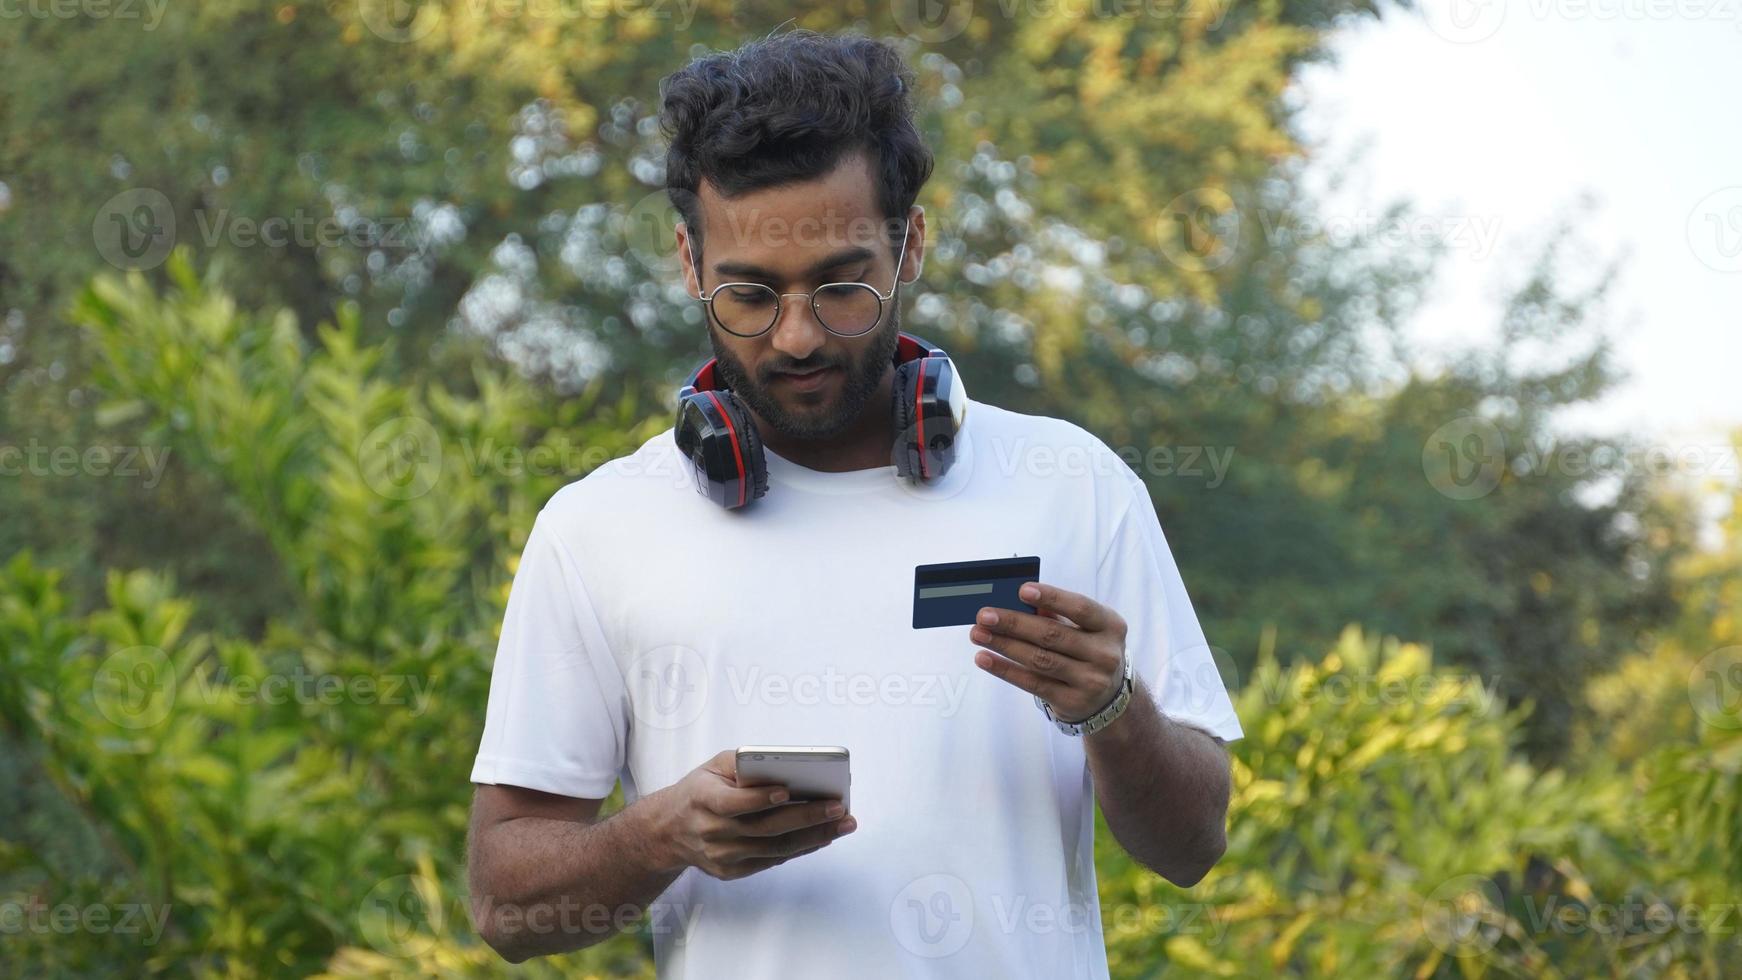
[470,397,1243,978]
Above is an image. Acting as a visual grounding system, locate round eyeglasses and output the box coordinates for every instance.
[686,219,912,338]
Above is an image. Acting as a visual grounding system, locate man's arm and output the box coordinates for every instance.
[969,580,1234,888]
[1082,677,1232,887]
[466,783,683,963]
[466,750,856,963]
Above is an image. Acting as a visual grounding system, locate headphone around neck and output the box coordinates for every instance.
[673,332,969,510]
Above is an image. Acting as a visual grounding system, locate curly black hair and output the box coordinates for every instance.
[658,29,934,256]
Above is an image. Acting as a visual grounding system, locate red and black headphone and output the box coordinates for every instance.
[673,332,969,510]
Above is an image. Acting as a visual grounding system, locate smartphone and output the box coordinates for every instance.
[734,745,850,811]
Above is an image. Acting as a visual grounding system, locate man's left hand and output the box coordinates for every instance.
[970,581,1127,725]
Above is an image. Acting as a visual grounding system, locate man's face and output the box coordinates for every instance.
[678,151,921,443]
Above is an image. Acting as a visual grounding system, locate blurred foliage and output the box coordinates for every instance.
[3,255,659,974]
[0,253,1732,977]
[1,0,1735,976]
[0,0,1680,761]
[1097,627,1742,978]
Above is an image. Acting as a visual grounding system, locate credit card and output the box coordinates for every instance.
[912,556,1040,629]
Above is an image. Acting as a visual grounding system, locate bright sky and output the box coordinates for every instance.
[1290,1,1742,453]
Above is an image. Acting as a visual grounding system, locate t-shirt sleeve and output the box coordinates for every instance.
[1095,466,1244,742]
[470,507,629,798]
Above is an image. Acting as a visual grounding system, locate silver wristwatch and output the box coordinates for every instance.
[1034,653,1135,736]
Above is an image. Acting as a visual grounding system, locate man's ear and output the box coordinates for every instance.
[901,205,927,284]
[676,221,699,297]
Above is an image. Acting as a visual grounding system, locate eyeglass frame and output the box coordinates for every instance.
[682,213,915,339]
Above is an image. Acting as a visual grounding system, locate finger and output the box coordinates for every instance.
[971,628,1095,682]
[709,780,796,817]
[1020,581,1118,634]
[737,798,848,837]
[973,647,1073,704]
[730,815,856,862]
[973,607,1094,663]
[729,837,836,877]
[705,747,739,784]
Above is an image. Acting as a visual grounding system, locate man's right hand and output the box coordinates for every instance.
[654,748,857,881]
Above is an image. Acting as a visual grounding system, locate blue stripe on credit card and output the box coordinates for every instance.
[912,556,1040,629]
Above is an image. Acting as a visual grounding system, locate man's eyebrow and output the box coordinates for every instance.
[713,246,875,282]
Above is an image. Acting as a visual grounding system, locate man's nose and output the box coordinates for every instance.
[768,293,827,362]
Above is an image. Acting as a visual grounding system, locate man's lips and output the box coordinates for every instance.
[775,366,840,390]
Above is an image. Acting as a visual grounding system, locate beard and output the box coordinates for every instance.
[707,304,902,444]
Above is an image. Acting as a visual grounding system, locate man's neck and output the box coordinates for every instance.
[753,366,898,473]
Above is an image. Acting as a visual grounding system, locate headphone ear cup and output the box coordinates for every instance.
[674,389,768,509]
[715,391,769,504]
[890,358,922,478]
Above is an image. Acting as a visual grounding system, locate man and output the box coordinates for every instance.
[465,29,1242,978]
